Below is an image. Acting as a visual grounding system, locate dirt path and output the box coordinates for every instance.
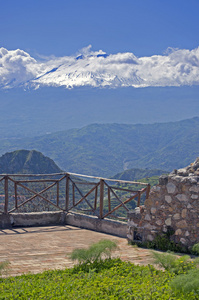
[0,225,154,277]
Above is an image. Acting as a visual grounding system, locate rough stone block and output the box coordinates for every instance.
[165,218,172,226]
[181,209,187,218]
[173,213,180,220]
[180,238,187,244]
[127,220,138,227]
[143,223,157,230]
[176,194,188,202]
[189,185,199,193]
[191,194,198,199]
[165,195,172,203]
[159,175,168,185]
[166,182,176,194]
[176,220,187,228]
[175,229,182,235]
[188,177,198,184]
[147,234,154,241]
[156,219,163,226]
[151,207,156,214]
[144,198,153,206]
[177,168,188,176]
[144,214,151,221]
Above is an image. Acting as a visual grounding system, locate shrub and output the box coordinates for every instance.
[191,243,199,256]
[0,261,9,277]
[131,231,189,253]
[147,233,180,251]
[70,239,117,265]
[153,252,196,275]
[72,257,122,274]
[170,268,199,296]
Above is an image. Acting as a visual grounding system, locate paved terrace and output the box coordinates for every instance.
[0,225,154,277]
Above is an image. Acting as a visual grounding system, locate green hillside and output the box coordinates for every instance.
[0,150,62,174]
[112,168,168,181]
[0,117,198,177]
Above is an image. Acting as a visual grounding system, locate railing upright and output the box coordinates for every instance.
[137,191,141,207]
[146,184,150,199]
[65,174,70,211]
[99,179,104,219]
[14,182,18,210]
[4,176,9,214]
[56,182,59,207]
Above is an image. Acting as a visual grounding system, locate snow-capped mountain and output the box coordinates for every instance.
[1,45,199,89]
[26,47,144,89]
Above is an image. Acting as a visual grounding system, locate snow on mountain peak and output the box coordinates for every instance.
[1,45,199,89]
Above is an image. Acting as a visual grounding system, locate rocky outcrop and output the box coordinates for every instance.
[0,150,62,174]
[127,158,199,247]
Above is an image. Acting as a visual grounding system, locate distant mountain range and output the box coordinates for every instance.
[0,150,62,174]
[0,150,167,185]
[0,117,198,177]
[0,86,199,139]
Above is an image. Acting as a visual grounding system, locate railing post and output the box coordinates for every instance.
[99,179,104,219]
[146,184,150,199]
[4,176,9,214]
[56,182,59,207]
[137,191,141,207]
[15,182,18,210]
[108,187,111,212]
[65,174,70,211]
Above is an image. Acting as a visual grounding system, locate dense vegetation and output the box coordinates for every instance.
[0,117,199,177]
[1,257,199,299]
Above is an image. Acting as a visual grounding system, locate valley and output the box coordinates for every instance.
[0,117,198,177]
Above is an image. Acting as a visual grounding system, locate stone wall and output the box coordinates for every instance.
[0,211,127,238]
[66,212,127,237]
[127,158,199,247]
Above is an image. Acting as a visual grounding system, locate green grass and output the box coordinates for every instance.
[1,258,199,299]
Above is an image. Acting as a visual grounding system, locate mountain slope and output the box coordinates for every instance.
[0,86,199,139]
[0,150,62,174]
[112,168,168,181]
[0,118,198,177]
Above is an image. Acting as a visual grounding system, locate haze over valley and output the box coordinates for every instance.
[0,118,198,177]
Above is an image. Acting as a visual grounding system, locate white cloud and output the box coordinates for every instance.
[0,46,199,89]
[0,48,41,88]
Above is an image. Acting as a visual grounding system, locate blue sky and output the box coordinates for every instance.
[1,0,199,57]
[0,0,199,137]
